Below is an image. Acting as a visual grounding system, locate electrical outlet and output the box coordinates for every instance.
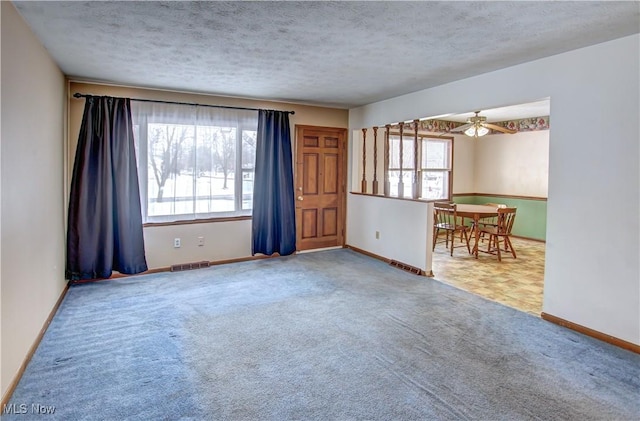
[174,238,181,248]
[375,231,380,239]
[197,236,204,247]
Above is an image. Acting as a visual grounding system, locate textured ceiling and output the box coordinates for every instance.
[13,1,640,110]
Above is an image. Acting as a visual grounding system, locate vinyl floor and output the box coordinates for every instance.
[431,234,545,316]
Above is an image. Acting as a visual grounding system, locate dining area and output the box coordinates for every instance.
[350,103,550,316]
[432,202,517,261]
[431,201,546,316]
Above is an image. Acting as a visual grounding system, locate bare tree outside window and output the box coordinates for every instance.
[242,131,256,166]
[212,128,236,190]
[148,124,193,202]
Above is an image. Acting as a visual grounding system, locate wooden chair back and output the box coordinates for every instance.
[433,202,457,229]
[496,207,517,235]
[477,203,506,232]
[477,207,517,261]
[482,203,506,224]
[432,202,470,256]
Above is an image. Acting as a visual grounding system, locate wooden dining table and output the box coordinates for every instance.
[454,204,499,258]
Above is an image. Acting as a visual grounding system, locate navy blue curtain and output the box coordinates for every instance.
[252,110,296,256]
[66,96,148,280]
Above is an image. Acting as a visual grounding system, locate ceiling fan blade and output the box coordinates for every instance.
[450,123,473,133]
[435,131,452,138]
[484,123,517,134]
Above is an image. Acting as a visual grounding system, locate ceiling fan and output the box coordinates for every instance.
[450,111,517,138]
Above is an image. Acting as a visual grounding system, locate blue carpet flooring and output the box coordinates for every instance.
[4,249,640,420]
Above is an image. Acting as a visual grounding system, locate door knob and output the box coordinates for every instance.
[297,196,304,201]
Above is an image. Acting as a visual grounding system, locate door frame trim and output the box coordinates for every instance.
[294,125,348,251]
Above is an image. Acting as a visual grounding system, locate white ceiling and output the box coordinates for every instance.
[439,100,551,123]
[12,1,639,118]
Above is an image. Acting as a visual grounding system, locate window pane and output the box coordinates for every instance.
[195,126,236,214]
[131,102,258,222]
[147,123,195,217]
[242,170,254,210]
[242,130,256,169]
[389,136,401,168]
[422,171,449,200]
[422,139,450,169]
[388,170,414,198]
[242,130,257,210]
[389,136,415,169]
[402,138,415,170]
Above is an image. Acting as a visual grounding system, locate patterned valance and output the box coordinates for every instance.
[491,116,550,133]
[389,116,550,135]
[390,120,462,133]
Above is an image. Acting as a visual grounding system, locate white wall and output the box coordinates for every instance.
[1,2,67,398]
[347,194,432,272]
[348,34,640,345]
[452,134,475,194]
[143,220,252,269]
[348,127,434,273]
[474,130,549,196]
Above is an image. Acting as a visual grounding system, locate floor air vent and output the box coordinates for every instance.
[170,261,210,272]
[389,260,423,275]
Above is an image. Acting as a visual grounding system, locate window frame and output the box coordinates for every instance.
[133,108,258,223]
[420,135,453,201]
[387,134,417,199]
[384,131,453,202]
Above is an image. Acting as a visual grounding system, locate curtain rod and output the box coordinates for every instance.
[72,93,295,115]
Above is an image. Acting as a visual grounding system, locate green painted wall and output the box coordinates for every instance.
[453,195,547,241]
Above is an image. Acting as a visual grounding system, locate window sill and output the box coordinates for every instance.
[349,191,446,203]
[143,215,252,228]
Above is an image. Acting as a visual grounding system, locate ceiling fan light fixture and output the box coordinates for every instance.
[464,125,489,137]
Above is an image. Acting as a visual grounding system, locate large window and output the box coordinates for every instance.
[131,102,258,223]
[388,135,415,198]
[385,131,452,201]
[421,137,452,200]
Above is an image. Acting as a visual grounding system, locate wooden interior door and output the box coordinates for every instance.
[295,125,347,251]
